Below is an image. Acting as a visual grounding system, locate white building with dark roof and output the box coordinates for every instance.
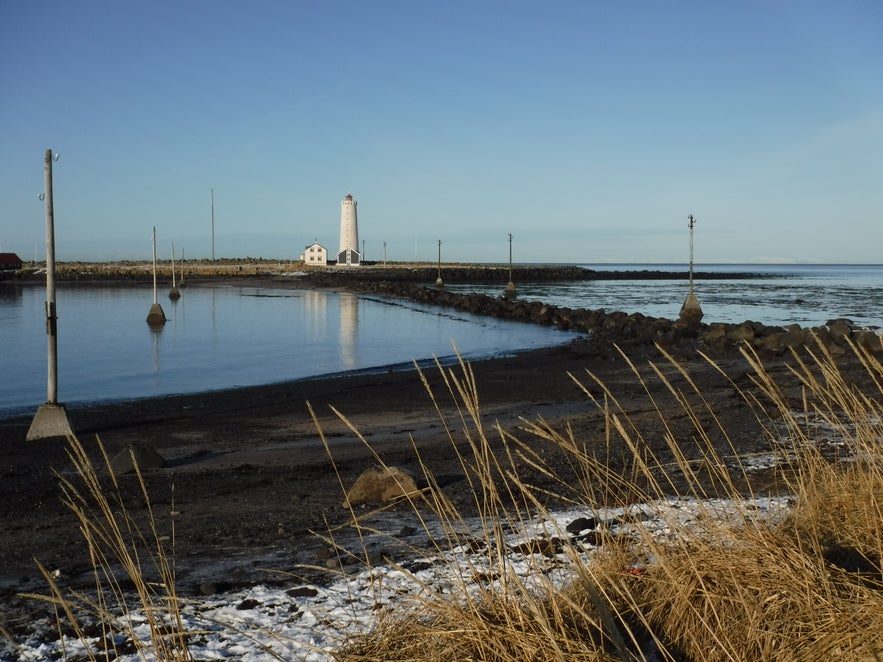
[301,242,328,266]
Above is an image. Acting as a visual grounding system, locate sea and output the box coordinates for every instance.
[1,264,881,419]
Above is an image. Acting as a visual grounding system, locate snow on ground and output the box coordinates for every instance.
[4,496,792,662]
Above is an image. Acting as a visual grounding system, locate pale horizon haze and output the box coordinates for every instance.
[1,1,881,264]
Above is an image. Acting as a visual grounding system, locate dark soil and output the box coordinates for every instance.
[3,324,845,607]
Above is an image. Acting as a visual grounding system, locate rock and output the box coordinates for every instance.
[857,328,883,353]
[827,318,855,344]
[286,586,319,598]
[342,466,420,508]
[109,443,167,475]
[726,323,755,343]
[565,516,597,534]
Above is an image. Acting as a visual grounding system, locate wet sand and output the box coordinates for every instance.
[0,326,813,602]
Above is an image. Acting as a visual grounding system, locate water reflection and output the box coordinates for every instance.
[0,282,24,302]
[1,283,577,417]
[149,323,163,387]
[339,292,358,370]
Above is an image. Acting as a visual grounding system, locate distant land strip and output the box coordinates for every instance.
[2,261,770,284]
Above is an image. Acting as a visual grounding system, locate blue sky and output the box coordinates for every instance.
[1,1,881,264]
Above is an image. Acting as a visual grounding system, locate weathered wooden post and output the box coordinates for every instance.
[27,149,75,441]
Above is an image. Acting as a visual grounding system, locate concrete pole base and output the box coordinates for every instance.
[168,286,181,300]
[435,277,444,289]
[146,302,167,325]
[503,281,517,300]
[679,293,704,324]
[26,402,75,441]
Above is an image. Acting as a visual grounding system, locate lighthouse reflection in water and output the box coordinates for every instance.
[0,283,576,417]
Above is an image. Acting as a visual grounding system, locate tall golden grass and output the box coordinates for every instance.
[333,340,883,661]
[20,438,191,662]
[12,339,883,661]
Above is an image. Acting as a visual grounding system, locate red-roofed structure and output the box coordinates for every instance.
[0,253,23,270]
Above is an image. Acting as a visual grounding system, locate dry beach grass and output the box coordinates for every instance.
[333,341,883,661]
[5,338,883,660]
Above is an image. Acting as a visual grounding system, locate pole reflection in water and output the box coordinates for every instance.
[149,323,163,391]
[338,292,358,370]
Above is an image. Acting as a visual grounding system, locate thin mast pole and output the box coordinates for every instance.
[211,188,215,260]
[44,149,58,404]
[152,226,158,304]
[688,214,696,296]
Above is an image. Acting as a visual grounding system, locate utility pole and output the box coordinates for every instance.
[679,213,703,324]
[211,188,215,261]
[435,239,443,288]
[688,214,696,296]
[146,227,167,325]
[383,241,387,265]
[504,232,516,300]
[27,149,74,441]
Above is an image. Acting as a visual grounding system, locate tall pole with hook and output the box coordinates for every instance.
[504,233,516,300]
[435,239,444,288]
[688,214,696,296]
[679,213,703,324]
[211,188,215,261]
[146,227,167,325]
[168,241,180,300]
[27,149,75,440]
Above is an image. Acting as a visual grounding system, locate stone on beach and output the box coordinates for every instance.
[342,466,420,508]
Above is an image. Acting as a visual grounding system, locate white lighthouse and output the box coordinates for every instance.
[338,193,361,266]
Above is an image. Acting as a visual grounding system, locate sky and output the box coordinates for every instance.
[1,1,882,264]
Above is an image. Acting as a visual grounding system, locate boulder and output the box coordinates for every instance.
[342,466,420,508]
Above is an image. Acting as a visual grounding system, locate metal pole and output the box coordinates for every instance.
[688,214,696,296]
[152,226,158,304]
[27,149,75,440]
[504,233,517,300]
[211,188,215,261]
[435,239,443,287]
[508,233,513,282]
[44,149,58,404]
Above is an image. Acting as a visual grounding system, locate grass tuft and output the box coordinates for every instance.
[333,341,883,661]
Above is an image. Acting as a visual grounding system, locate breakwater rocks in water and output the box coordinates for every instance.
[351,280,883,357]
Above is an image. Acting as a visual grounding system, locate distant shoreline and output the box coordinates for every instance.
[1,261,772,285]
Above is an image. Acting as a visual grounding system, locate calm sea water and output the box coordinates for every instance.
[451,264,883,329]
[2,264,881,418]
[0,282,578,419]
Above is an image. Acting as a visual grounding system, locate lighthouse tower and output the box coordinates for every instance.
[338,193,360,266]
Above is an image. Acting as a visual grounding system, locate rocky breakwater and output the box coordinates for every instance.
[351,280,883,358]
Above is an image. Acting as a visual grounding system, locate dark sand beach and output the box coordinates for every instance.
[1,338,807,595]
